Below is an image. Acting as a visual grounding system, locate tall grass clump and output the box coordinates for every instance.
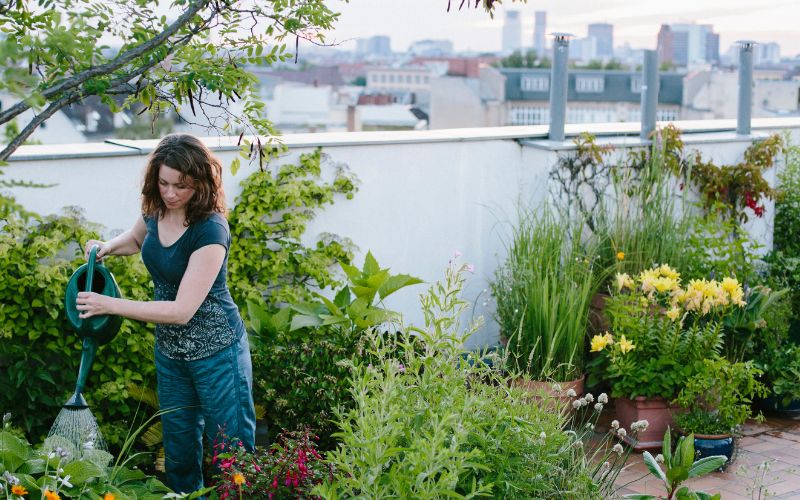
[492,206,599,381]
[594,132,694,281]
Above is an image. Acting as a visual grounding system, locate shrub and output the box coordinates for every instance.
[675,358,767,435]
[211,428,331,499]
[0,207,155,448]
[319,259,603,498]
[245,252,421,449]
[227,148,357,309]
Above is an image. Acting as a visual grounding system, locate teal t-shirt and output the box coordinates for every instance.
[141,212,244,361]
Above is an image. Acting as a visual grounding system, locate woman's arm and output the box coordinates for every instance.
[84,217,147,260]
[76,244,226,325]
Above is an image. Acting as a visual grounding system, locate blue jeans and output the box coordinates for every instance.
[155,333,256,494]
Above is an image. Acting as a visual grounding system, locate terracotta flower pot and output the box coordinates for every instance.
[512,374,586,411]
[615,396,680,451]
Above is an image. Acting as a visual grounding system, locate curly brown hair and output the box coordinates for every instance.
[141,134,227,226]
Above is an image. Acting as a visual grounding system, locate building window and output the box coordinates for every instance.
[521,76,549,92]
[380,74,387,83]
[630,76,643,93]
[575,76,604,93]
[423,76,430,84]
[406,75,412,84]
[415,75,421,84]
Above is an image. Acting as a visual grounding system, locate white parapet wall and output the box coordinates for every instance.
[4,118,800,348]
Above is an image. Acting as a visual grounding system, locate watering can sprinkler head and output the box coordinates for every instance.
[62,245,123,410]
[63,391,89,409]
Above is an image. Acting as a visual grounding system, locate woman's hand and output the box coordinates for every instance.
[76,292,115,319]
[84,240,110,261]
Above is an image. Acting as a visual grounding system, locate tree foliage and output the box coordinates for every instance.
[0,0,344,162]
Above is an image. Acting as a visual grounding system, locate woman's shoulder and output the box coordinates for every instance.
[197,211,229,229]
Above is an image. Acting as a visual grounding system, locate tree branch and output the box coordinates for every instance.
[0,93,81,161]
[0,0,210,127]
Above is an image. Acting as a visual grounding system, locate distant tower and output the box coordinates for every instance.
[588,23,614,60]
[502,10,522,54]
[534,11,547,56]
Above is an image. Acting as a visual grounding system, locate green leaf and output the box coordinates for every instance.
[333,286,351,309]
[679,433,695,469]
[289,314,322,331]
[642,451,667,483]
[688,455,727,478]
[340,262,361,282]
[230,157,241,176]
[362,250,379,275]
[378,274,423,299]
[351,285,377,302]
[663,426,673,468]
[62,459,105,486]
[622,496,657,500]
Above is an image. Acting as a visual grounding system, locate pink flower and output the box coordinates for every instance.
[466,264,475,273]
[398,364,406,373]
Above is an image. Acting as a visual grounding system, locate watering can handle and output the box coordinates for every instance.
[86,245,99,293]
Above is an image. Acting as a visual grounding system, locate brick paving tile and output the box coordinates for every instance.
[613,415,800,499]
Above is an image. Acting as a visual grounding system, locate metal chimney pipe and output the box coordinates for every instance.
[736,40,755,136]
[640,49,659,139]
[548,32,573,141]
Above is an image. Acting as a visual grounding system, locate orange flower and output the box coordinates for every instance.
[616,251,625,261]
[232,472,246,486]
[104,494,116,500]
[43,491,60,500]
[11,484,28,496]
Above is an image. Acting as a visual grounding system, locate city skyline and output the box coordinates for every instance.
[325,0,800,57]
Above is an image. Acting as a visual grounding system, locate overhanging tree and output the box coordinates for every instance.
[0,0,343,167]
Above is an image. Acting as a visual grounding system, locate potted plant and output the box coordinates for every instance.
[626,427,727,500]
[757,344,800,415]
[491,206,598,396]
[674,358,767,465]
[588,265,748,450]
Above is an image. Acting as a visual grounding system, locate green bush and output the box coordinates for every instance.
[245,252,421,449]
[319,260,601,498]
[0,206,155,448]
[227,148,357,309]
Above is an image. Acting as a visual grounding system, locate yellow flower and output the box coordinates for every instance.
[657,264,680,281]
[12,485,28,496]
[616,251,625,261]
[618,335,636,354]
[104,494,116,500]
[590,333,613,352]
[666,307,681,321]
[653,277,679,293]
[233,472,246,487]
[614,273,634,292]
[44,491,60,500]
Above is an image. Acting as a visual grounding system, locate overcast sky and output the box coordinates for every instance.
[324,0,800,57]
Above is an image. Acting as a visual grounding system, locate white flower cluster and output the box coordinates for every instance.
[611,420,619,430]
[612,443,624,455]
[631,420,649,433]
[598,393,608,404]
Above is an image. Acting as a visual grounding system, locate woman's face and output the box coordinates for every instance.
[158,164,195,210]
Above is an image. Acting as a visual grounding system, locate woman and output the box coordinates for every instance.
[76,134,256,493]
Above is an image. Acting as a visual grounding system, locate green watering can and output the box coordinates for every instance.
[62,245,123,409]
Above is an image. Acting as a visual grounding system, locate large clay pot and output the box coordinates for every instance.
[615,396,680,451]
[513,375,586,412]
